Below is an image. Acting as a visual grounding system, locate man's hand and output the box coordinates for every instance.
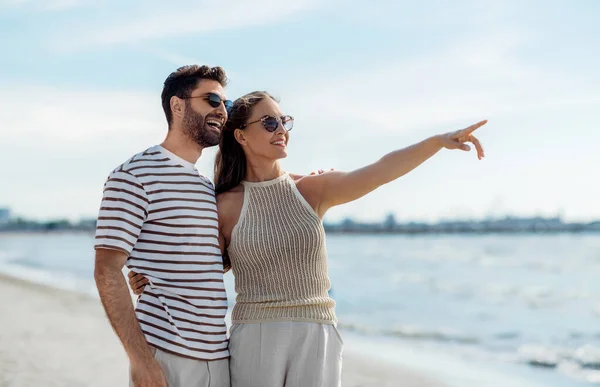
[94,249,159,385]
[310,168,335,176]
[131,357,168,387]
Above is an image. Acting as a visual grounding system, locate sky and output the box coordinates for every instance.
[1,0,599,223]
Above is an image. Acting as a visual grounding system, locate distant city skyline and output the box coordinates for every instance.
[2,1,599,222]
[0,204,597,227]
[3,208,599,235]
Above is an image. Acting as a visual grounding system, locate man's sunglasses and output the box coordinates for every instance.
[184,93,233,111]
[240,115,294,132]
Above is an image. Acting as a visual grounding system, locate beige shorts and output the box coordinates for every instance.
[228,321,343,387]
[129,347,230,387]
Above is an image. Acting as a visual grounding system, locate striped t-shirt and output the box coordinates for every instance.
[94,145,229,361]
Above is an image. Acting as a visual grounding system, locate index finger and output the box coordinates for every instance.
[462,120,487,135]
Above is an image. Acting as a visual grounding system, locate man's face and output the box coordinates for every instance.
[181,80,228,147]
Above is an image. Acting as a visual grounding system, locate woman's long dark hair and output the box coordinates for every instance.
[214,91,277,195]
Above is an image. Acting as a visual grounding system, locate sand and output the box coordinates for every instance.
[0,274,446,387]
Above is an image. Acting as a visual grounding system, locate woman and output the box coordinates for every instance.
[131,91,486,386]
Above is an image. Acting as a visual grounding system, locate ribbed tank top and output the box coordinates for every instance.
[227,172,337,325]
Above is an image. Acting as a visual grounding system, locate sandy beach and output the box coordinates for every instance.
[0,273,445,387]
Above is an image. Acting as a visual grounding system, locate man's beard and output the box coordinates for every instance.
[182,104,220,147]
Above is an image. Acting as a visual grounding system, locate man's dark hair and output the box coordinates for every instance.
[161,65,228,126]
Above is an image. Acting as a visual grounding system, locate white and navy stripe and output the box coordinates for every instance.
[95,145,228,361]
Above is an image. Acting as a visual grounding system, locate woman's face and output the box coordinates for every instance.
[236,98,293,161]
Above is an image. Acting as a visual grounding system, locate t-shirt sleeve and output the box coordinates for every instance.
[94,170,149,256]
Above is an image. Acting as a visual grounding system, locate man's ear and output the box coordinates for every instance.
[171,96,185,120]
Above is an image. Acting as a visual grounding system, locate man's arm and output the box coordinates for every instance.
[93,168,167,386]
[94,248,153,362]
[94,248,166,386]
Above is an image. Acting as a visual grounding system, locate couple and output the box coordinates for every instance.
[93,64,486,387]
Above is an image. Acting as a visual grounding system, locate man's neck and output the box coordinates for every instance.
[161,134,203,165]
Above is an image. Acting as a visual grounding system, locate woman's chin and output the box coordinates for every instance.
[271,148,288,159]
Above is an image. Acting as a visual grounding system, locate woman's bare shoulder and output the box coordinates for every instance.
[289,171,331,188]
[289,172,319,184]
[216,185,244,210]
[289,172,305,181]
[216,185,245,241]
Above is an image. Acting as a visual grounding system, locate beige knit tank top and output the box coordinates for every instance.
[227,172,337,325]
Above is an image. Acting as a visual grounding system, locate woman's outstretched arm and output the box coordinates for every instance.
[316,120,487,212]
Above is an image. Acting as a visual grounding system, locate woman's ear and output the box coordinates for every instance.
[234,129,246,146]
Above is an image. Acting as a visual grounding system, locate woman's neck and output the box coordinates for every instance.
[244,160,284,183]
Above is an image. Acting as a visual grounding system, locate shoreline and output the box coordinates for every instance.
[2,229,600,236]
[0,272,447,387]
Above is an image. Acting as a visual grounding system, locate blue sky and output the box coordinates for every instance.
[1,0,599,223]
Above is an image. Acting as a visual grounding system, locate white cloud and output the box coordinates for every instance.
[279,26,599,137]
[0,86,168,219]
[0,85,227,220]
[265,23,600,223]
[0,86,162,144]
[136,48,206,68]
[0,0,93,11]
[0,0,28,7]
[3,1,600,222]
[3,39,600,222]
[52,0,328,52]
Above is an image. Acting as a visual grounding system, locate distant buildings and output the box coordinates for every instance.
[0,211,97,232]
[0,209,598,234]
[324,215,600,234]
[0,208,11,225]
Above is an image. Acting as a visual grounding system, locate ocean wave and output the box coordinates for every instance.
[6,256,45,269]
[402,277,592,310]
[389,272,428,284]
[4,254,91,276]
[557,362,600,385]
[337,322,480,344]
[389,327,480,344]
[478,284,594,310]
[0,262,98,297]
[493,331,521,340]
[519,344,600,370]
[575,345,600,370]
[0,250,21,264]
[428,281,474,299]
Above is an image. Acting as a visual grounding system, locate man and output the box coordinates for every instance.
[94,65,232,387]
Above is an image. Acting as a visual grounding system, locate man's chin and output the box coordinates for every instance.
[207,125,221,135]
[196,140,219,148]
[195,132,220,148]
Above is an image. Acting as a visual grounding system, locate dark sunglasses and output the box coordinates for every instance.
[184,92,233,111]
[240,115,294,132]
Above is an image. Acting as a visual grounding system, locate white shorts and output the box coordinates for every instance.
[130,347,230,387]
[228,321,343,387]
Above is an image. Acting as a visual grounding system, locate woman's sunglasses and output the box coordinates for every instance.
[240,115,294,132]
[184,92,233,111]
